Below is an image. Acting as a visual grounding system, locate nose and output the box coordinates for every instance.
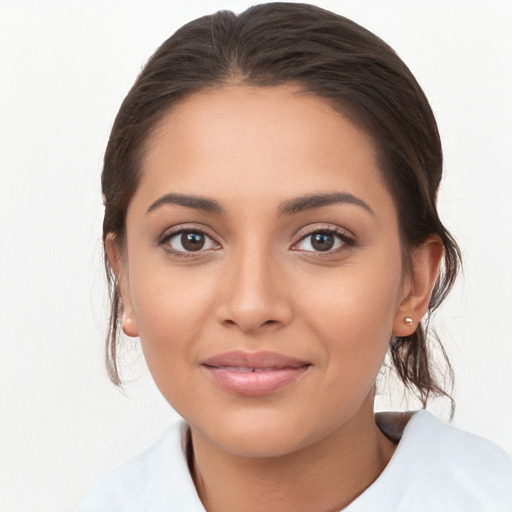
[215,245,293,334]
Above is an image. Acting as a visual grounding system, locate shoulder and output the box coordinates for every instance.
[76,421,205,512]
[348,410,512,512]
[408,410,512,474]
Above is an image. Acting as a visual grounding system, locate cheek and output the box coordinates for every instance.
[300,274,401,420]
[299,254,403,368]
[128,266,217,381]
[131,259,215,329]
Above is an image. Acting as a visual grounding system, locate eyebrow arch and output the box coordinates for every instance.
[146,193,224,215]
[278,192,375,216]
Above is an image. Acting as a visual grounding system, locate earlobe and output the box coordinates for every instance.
[122,314,139,338]
[393,235,443,337]
[105,234,139,338]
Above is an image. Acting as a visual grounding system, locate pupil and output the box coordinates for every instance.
[182,232,205,251]
[312,232,334,251]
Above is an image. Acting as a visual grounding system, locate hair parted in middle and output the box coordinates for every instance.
[101,2,461,411]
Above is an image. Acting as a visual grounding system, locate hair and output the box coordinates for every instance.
[101,2,461,410]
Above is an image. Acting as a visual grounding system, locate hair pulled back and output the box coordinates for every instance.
[102,2,461,409]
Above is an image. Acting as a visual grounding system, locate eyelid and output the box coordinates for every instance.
[158,224,222,254]
[291,223,356,252]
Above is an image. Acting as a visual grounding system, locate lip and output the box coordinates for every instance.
[201,350,311,397]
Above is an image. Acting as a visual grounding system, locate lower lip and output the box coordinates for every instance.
[203,366,310,396]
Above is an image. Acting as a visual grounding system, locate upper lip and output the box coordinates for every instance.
[202,350,310,369]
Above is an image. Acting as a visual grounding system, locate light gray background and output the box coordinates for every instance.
[1,1,511,510]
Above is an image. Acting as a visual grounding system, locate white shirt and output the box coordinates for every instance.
[77,410,512,511]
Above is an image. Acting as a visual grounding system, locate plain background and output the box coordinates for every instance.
[1,0,511,510]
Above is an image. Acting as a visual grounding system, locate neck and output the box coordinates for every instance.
[189,402,396,512]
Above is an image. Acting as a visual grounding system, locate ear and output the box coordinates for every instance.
[105,234,139,338]
[393,235,443,337]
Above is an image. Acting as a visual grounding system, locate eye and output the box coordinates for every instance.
[293,229,354,253]
[162,229,219,253]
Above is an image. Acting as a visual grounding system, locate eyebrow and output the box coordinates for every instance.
[146,193,224,215]
[278,192,375,216]
[145,191,373,217]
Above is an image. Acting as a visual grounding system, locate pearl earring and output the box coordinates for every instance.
[404,317,414,325]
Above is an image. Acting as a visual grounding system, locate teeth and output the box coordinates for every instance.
[215,366,253,372]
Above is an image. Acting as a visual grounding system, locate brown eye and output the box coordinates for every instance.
[311,232,335,251]
[294,229,352,253]
[181,232,205,251]
[166,230,218,253]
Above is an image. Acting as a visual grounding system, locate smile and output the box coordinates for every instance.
[211,366,296,372]
[201,351,311,396]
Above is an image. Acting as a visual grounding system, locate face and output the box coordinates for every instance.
[115,85,411,457]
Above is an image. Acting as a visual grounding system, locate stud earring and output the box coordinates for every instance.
[404,317,414,326]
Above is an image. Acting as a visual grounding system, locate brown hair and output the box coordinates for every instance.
[102,2,461,409]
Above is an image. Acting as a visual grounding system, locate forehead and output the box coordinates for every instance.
[134,85,394,219]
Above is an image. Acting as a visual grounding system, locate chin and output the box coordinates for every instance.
[210,429,304,459]
[190,403,344,461]
[188,409,310,458]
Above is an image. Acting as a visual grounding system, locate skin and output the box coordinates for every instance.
[107,85,442,511]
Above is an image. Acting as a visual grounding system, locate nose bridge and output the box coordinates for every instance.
[216,236,291,332]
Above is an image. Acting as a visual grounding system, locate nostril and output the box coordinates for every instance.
[222,318,279,331]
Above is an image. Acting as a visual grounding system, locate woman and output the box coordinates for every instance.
[78,3,512,510]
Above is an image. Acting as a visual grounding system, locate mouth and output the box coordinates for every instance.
[201,351,311,396]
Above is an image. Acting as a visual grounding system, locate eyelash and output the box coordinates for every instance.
[158,226,220,257]
[291,225,356,255]
[158,224,356,256]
